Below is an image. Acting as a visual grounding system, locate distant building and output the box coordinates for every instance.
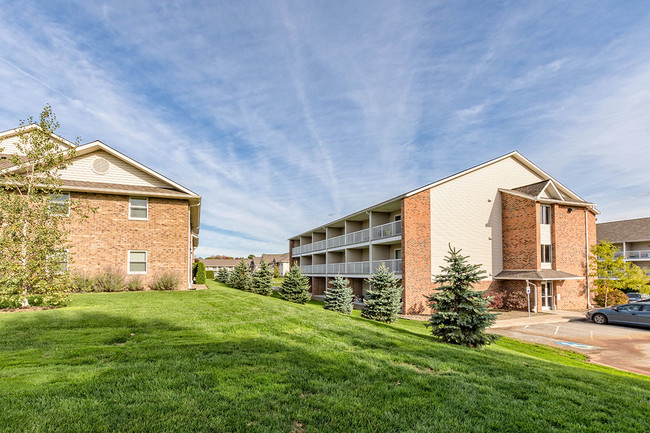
[597,217,650,274]
[261,253,290,276]
[202,254,288,275]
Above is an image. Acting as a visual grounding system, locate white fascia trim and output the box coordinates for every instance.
[499,188,598,209]
[536,180,565,201]
[76,141,200,197]
[0,124,76,148]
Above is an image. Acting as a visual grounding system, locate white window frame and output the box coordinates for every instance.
[47,249,69,274]
[127,250,148,274]
[541,244,552,264]
[129,197,148,221]
[541,205,551,225]
[49,193,70,217]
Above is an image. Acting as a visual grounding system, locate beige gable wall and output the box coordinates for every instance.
[429,156,545,279]
[60,150,168,187]
[0,135,70,155]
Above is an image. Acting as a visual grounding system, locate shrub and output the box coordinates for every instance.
[69,274,95,293]
[194,262,206,284]
[279,265,310,304]
[127,276,145,292]
[252,261,273,296]
[94,268,126,292]
[231,260,252,291]
[594,288,628,307]
[217,268,229,284]
[205,270,215,280]
[273,264,280,279]
[150,272,181,291]
[324,275,353,314]
[362,264,402,323]
[427,246,497,348]
[0,295,22,309]
[486,287,528,310]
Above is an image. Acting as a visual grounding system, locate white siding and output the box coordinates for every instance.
[0,135,70,155]
[60,150,168,187]
[540,224,552,244]
[429,156,545,279]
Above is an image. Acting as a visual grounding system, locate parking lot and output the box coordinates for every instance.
[493,317,650,375]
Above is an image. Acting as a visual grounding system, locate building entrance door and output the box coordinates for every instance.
[541,281,553,310]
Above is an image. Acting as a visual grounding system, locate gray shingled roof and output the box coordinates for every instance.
[597,217,650,242]
[494,269,581,280]
[261,253,289,263]
[513,180,549,197]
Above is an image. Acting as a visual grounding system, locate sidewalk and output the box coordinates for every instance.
[490,310,586,329]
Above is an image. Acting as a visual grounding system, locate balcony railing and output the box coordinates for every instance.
[614,250,650,260]
[293,220,402,256]
[301,259,402,276]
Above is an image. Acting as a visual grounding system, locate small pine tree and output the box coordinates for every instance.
[194,262,206,284]
[324,275,353,314]
[427,246,497,348]
[225,269,234,286]
[252,260,274,296]
[273,264,280,279]
[361,264,402,323]
[231,260,252,291]
[217,267,229,284]
[279,264,311,304]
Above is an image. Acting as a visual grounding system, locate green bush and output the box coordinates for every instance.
[127,276,145,292]
[150,272,181,291]
[205,270,215,280]
[94,268,126,292]
[279,265,310,304]
[0,295,22,309]
[69,274,95,293]
[195,262,206,284]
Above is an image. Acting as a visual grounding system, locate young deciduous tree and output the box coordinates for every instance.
[279,264,311,304]
[324,275,353,315]
[361,264,402,323]
[0,105,84,308]
[252,260,274,296]
[231,260,252,291]
[427,246,497,348]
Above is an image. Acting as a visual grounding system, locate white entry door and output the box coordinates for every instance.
[541,281,553,310]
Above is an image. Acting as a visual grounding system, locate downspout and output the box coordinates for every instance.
[188,205,192,289]
[585,208,591,308]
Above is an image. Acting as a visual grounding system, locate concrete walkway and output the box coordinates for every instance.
[490,310,585,329]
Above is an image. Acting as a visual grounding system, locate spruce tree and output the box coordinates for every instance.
[217,267,229,284]
[427,246,497,348]
[361,264,402,323]
[231,260,252,291]
[279,264,311,304]
[324,275,353,314]
[252,260,274,296]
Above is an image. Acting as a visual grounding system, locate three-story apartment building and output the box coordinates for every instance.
[290,151,598,313]
[597,217,650,274]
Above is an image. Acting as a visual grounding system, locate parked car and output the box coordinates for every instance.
[586,303,650,327]
[626,292,650,302]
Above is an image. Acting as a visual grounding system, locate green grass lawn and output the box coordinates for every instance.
[1,281,648,432]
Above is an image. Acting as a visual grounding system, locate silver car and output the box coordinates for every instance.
[586,303,650,327]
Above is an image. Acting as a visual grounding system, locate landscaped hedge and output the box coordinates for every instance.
[205,270,215,280]
[195,262,206,284]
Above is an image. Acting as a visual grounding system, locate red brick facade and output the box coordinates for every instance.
[66,192,192,286]
[502,193,539,270]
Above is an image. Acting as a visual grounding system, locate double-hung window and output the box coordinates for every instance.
[541,244,552,264]
[541,205,551,225]
[129,197,148,220]
[49,193,70,216]
[128,251,147,274]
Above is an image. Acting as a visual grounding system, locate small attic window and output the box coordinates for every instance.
[92,157,110,174]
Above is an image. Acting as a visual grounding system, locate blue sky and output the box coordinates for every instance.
[1,1,649,257]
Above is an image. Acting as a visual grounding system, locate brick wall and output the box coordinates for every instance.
[66,192,191,287]
[502,193,539,269]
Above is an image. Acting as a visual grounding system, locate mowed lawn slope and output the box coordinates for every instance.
[1,281,648,432]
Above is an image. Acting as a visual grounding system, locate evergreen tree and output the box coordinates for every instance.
[231,260,252,291]
[427,246,497,348]
[361,264,402,323]
[194,261,206,284]
[279,264,311,304]
[217,267,229,284]
[324,275,353,314]
[225,269,234,286]
[252,260,274,296]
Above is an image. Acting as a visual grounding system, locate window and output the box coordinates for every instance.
[541,205,551,225]
[47,250,68,274]
[49,193,70,216]
[394,214,401,222]
[129,197,148,220]
[617,304,642,312]
[394,249,402,260]
[128,250,147,274]
[541,244,552,263]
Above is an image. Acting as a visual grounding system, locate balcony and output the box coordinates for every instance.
[300,259,402,276]
[292,221,402,256]
[614,250,650,260]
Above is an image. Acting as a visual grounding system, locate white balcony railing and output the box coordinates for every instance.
[625,250,650,260]
[324,262,369,275]
[372,220,401,240]
[372,259,402,274]
[293,220,402,256]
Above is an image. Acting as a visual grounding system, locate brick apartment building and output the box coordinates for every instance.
[289,151,598,314]
[597,217,650,274]
[0,125,201,288]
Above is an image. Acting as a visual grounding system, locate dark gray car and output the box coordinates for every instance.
[586,303,650,327]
